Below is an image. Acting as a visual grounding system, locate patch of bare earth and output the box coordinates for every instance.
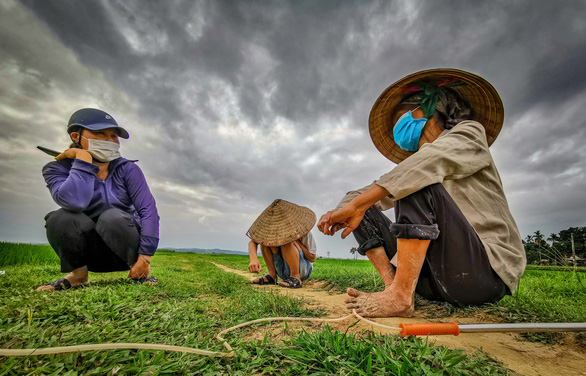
[212,262,586,376]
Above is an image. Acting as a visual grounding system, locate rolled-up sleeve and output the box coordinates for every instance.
[336,182,395,211]
[42,159,99,212]
[124,163,160,255]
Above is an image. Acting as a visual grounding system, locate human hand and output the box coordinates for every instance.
[55,148,92,163]
[318,211,344,234]
[129,255,151,279]
[248,260,262,273]
[318,210,348,236]
[319,205,365,239]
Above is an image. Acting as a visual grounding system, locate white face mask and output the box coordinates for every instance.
[81,136,121,162]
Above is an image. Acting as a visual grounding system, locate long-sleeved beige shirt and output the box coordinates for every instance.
[337,120,526,293]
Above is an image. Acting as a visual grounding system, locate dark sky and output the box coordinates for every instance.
[1,0,585,257]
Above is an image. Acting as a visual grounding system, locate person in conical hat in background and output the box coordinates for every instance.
[247,199,317,289]
[37,108,159,291]
[318,69,526,317]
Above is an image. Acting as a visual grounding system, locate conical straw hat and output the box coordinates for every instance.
[369,68,504,164]
[247,199,316,246]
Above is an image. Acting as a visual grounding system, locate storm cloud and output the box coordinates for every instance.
[1,0,585,255]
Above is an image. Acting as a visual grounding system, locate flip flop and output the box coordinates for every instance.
[252,274,276,285]
[136,276,158,284]
[42,277,85,291]
[279,277,302,289]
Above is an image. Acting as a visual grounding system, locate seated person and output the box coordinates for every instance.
[318,69,526,317]
[247,199,317,289]
[37,108,159,291]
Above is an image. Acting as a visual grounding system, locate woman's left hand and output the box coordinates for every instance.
[129,255,151,279]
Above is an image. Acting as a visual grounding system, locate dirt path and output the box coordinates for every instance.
[213,262,586,376]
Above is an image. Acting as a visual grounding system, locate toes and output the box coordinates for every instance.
[35,285,54,292]
[345,301,357,308]
[344,296,357,304]
[346,287,359,296]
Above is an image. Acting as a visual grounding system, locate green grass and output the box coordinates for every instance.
[312,258,383,292]
[172,253,586,324]
[0,243,510,375]
[525,264,586,273]
[207,253,586,345]
[196,254,383,292]
[498,269,586,322]
[0,242,59,267]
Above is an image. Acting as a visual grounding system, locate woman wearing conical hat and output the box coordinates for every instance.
[318,69,526,317]
[247,199,317,289]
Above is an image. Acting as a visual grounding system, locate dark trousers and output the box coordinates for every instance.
[45,208,140,273]
[352,183,509,306]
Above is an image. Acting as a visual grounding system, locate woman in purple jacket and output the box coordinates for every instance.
[37,108,160,291]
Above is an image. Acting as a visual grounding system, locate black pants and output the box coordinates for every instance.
[45,208,140,273]
[352,183,509,306]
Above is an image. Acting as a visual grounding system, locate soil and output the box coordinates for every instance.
[213,262,586,376]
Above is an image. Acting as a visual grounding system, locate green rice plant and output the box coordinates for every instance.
[0,242,59,267]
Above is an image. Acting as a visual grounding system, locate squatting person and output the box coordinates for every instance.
[247,199,317,289]
[37,108,159,291]
[318,69,526,317]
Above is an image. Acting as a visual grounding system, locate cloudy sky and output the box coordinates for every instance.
[1,0,585,258]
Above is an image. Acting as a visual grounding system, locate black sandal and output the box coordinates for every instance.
[279,277,302,289]
[42,278,77,291]
[134,276,159,284]
[252,274,276,285]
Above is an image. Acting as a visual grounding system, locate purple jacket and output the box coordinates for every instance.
[42,157,159,256]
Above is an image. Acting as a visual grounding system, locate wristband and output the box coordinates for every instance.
[141,255,151,264]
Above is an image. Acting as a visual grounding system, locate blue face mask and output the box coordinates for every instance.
[392,110,427,152]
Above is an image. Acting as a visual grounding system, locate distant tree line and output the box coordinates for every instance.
[523,225,586,265]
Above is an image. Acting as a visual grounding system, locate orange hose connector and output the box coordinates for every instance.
[399,322,460,337]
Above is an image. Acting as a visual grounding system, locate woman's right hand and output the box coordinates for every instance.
[55,148,92,163]
[248,260,262,273]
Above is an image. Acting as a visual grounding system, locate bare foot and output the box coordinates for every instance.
[36,268,89,291]
[345,287,414,317]
[278,276,302,288]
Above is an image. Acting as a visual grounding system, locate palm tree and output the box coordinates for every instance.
[547,233,559,246]
[533,230,545,245]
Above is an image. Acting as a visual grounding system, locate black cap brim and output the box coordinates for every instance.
[67,123,129,139]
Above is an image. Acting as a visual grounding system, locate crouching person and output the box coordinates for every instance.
[37,108,159,291]
[319,69,526,317]
[247,199,317,289]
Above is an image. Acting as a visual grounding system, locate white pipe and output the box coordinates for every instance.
[459,322,586,333]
